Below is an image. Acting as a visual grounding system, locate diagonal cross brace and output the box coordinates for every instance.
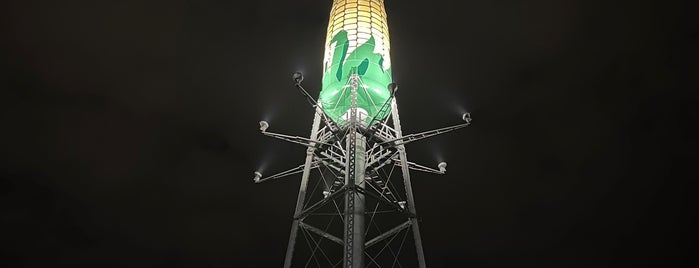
[365,220,412,248]
[355,186,414,217]
[295,186,349,220]
[299,222,343,245]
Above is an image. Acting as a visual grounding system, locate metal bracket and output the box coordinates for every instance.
[395,161,446,175]
[365,220,412,248]
[254,160,321,184]
[379,122,470,147]
[299,222,343,245]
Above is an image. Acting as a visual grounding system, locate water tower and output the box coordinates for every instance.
[254,1,471,267]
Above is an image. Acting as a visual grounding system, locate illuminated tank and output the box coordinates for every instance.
[319,0,393,125]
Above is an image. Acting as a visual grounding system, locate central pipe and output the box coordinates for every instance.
[343,74,366,267]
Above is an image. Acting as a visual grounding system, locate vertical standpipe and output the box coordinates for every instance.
[343,75,366,268]
[320,0,393,125]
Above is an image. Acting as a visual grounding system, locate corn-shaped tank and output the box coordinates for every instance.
[319,0,393,125]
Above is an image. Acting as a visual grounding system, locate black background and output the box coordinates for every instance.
[1,0,697,267]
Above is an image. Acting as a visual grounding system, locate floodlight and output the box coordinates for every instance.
[438,162,447,173]
[462,112,472,123]
[398,201,406,209]
[388,83,398,96]
[292,71,304,84]
[259,121,269,132]
[253,171,262,183]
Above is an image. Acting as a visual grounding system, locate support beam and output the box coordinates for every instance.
[395,160,446,175]
[299,222,343,245]
[283,106,323,268]
[391,98,428,268]
[365,220,412,248]
[255,161,320,184]
[355,186,410,216]
[379,123,469,147]
[295,186,348,220]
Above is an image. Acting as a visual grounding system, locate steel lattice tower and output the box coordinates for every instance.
[254,1,471,267]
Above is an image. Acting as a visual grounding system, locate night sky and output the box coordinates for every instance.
[1,0,697,267]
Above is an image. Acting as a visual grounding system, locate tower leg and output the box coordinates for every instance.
[283,107,323,268]
[391,98,427,268]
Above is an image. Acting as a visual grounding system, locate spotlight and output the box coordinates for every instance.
[322,191,331,198]
[388,82,398,96]
[253,171,262,183]
[438,162,447,173]
[259,121,269,132]
[462,112,472,124]
[292,71,304,85]
[398,201,406,209]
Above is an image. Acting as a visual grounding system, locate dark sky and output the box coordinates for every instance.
[1,0,697,267]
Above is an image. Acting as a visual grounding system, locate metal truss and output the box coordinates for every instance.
[255,74,471,268]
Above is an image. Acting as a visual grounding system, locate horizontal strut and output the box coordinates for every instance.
[299,222,343,245]
[365,220,412,248]
[379,123,470,147]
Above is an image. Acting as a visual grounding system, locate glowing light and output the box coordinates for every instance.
[319,0,393,125]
